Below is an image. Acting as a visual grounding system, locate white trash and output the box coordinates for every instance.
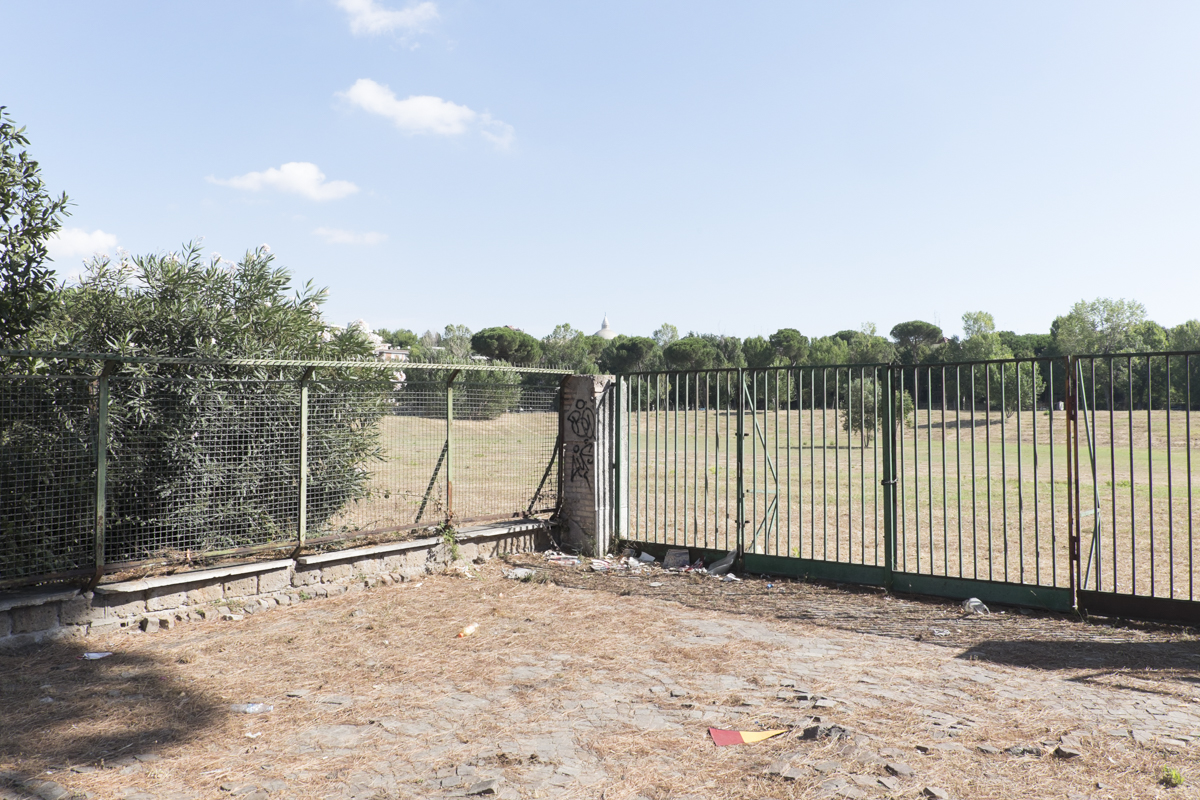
[962,597,990,615]
[721,573,741,583]
[707,551,736,576]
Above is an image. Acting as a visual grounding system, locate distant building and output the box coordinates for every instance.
[377,348,410,362]
[594,315,618,340]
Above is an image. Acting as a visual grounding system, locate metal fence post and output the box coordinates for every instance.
[736,367,746,564]
[881,366,898,590]
[93,360,116,581]
[446,370,460,523]
[613,376,622,541]
[298,366,314,552]
[1066,356,1079,606]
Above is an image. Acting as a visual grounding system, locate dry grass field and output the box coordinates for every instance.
[316,410,559,536]
[625,407,1200,599]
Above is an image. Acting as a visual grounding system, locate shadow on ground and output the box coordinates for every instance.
[0,637,223,794]
[957,638,1200,698]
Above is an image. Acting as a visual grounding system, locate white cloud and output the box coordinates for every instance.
[337,0,438,36]
[47,228,119,260]
[208,162,358,201]
[314,227,388,245]
[339,78,514,148]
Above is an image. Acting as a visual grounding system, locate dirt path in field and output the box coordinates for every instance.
[2,557,1199,800]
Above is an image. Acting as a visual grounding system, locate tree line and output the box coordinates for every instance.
[375,302,1200,376]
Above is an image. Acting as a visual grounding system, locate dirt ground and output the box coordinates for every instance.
[3,556,1200,800]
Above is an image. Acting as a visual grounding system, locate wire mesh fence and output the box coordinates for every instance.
[0,374,97,583]
[0,352,565,588]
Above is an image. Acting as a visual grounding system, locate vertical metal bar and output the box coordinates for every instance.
[723,373,730,547]
[1032,361,1039,584]
[654,374,660,541]
[682,373,689,546]
[1067,357,1078,603]
[446,370,458,522]
[1147,356,1155,596]
[673,374,679,545]
[1017,362,1024,583]
[1187,355,1193,601]
[693,373,700,549]
[809,369,816,558]
[614,375,623,543]
[873,367,879,564]
[823,367,829,560]
[834,367,841,560]
[787,369,793,557]
[1048,360,1055,586]
[717,374,723,546]
[1000,364,1008,582]
[926,367,933,573]
[899,368,908,571]
[1128,356,1135,594]
[753,369,763,551]
[940,365,948,576]
[736,368,746,561]
[985,363,992,581]
[1109,358,1117,592]
[971,364,978,580]
[1167,356,1174,599]
[882,365,897,589]
[700,374,705,551]
[94,361,115,577]
[636,376,642,541]
[955,365,963,579]
[859,367,866,563]
[298,365,315,549]
[775,370,781,556]
[913,367,921,572]
[1091,358,1099,589]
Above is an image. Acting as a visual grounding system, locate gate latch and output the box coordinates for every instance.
[880,478,897,486]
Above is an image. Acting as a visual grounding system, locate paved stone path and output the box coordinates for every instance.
[3,564,1199,799]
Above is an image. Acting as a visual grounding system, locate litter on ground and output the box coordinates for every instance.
[707,550,736,576]
[708,727,788,746]
[962,597,990,615]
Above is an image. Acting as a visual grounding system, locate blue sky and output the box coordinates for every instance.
[4,1,1198,341]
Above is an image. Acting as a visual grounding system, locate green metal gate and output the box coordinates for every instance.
[617,353,1200,624]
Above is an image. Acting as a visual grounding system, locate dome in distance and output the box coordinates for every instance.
[594,315,618,340]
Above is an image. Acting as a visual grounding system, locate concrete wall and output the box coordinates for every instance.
[0,522,548,650]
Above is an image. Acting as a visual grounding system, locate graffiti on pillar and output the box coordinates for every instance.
[570,442,594,486]
[567,398,595,440]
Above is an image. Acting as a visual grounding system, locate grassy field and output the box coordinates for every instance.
[316,410,558,535]
[624,406,1200,599]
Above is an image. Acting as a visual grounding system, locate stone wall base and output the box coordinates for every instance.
[0,521,549,650]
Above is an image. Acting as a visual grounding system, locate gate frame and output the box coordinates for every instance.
[614,357,1200,624]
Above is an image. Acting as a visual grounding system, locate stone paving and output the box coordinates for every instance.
[2,563,1199,799]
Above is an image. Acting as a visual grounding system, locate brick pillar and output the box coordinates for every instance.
[559,375,620,556]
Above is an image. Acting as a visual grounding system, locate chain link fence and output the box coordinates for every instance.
[0,352,565,588]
